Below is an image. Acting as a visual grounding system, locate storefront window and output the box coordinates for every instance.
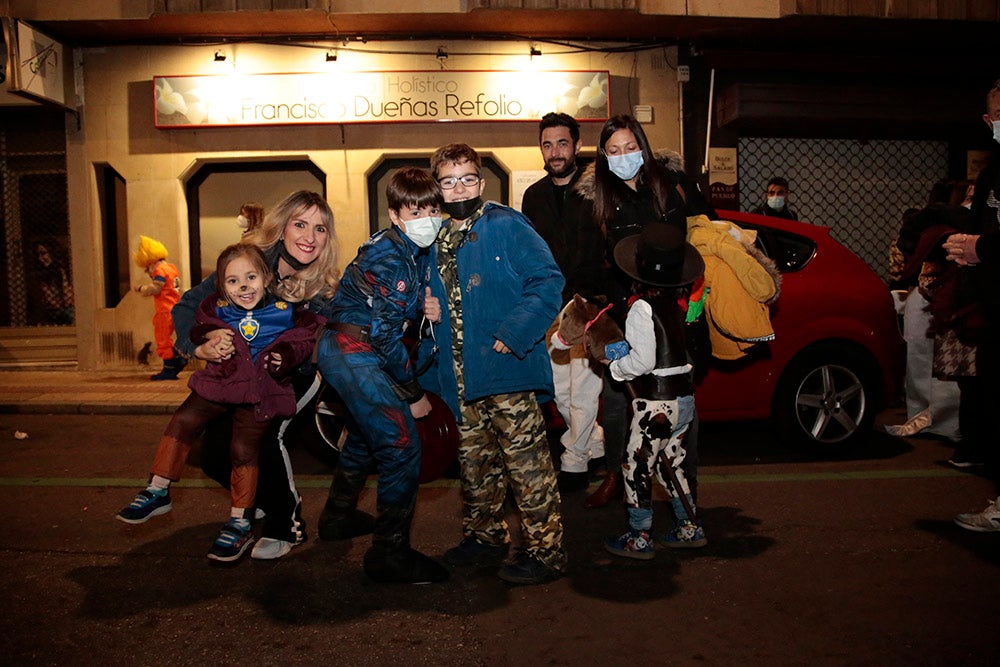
[96,164,129,308]
[0,107,72,327]
[185,161,326,282]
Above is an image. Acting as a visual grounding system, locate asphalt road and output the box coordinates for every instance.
[0,409,997,666]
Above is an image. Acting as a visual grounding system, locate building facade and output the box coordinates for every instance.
[1,1,998,368]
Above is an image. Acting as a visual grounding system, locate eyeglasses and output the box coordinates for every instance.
[438,174,481,190]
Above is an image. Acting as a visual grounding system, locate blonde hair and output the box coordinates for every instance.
[243,190,339,302]
[134,235,168,268]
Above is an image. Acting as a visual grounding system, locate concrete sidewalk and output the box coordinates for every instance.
[0,368,190,414]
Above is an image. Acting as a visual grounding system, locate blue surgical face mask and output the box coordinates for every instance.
[767,195,785,210]
[403,216,443,248]
[607,150,644,181]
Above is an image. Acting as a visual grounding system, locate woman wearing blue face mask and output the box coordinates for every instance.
[575,113,716,510]
[581,114,715,254]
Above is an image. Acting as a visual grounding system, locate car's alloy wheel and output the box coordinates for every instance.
[773,345,879,448]
[792,363,866,443]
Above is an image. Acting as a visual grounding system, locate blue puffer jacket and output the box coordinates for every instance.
[417,202,564,420]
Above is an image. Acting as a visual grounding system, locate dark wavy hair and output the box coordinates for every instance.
[592,114,675,227]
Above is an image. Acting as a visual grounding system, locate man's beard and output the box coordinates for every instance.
[544,157,577,179]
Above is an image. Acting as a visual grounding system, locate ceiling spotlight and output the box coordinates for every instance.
[326,49,338,62]
[213,50,227,62]
[436,46,448,62]
[529,46,542,59]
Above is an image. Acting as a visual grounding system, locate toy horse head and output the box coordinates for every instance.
[556,294,624,363]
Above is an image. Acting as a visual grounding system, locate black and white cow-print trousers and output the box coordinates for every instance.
[623,394,696,514]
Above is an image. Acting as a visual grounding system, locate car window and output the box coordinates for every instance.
[740,224,816,273]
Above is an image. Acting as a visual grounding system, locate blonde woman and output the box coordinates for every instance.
[172,190,340,560]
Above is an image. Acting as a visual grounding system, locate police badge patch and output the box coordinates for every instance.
[239,313,260,341]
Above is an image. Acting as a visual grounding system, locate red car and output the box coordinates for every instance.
[696,211,904,448]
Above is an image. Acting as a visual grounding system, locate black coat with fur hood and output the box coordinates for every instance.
[575,150,716,331]
[574,149,716,256]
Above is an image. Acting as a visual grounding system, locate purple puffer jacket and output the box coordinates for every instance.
[188,294,322,421]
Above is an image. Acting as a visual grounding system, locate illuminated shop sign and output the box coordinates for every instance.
[153,70,609,128]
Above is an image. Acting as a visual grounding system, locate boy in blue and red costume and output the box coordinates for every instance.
[116,243,321,563]
[315,167,450,584]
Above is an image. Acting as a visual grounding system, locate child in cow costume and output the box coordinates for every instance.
[557,222,707,559]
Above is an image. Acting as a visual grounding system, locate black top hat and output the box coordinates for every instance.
[613,222,705,288]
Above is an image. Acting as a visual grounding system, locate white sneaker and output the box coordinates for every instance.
[954,498,1000,532]
[251,537,294,560]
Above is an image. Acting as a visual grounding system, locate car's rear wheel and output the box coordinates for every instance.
[772,343,880,449]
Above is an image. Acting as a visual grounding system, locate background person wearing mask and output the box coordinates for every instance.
[237,202,264,236]
[752,177,799,220]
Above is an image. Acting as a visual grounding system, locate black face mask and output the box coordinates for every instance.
[278,243,312,273]
[442,197,483,222]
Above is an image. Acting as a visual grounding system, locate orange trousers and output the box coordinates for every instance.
[152,311,176,360]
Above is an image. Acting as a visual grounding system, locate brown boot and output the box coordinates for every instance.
[585,470,622,509]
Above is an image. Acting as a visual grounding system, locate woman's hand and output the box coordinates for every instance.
[492,339,511,354]
[423,287,442,323]
[409,394,432,419]
[195,329,235,361]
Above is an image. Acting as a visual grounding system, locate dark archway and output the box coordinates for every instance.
[184,160,326,282]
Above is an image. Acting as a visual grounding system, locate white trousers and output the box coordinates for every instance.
[901,290,960,441]
[550,352,605,473]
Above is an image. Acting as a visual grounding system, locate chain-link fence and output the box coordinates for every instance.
[738,137,949,281]
[0,107,72,327]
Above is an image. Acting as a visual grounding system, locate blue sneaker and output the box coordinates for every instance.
[116,488,172,524]
[658,520,707,549]
[207,518,254,562]
[604,529,655,560]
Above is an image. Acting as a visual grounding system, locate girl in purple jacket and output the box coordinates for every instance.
[115,243,321,562]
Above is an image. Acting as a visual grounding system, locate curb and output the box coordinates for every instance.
[0,403,181,415]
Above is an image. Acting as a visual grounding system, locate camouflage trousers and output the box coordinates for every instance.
[458,391,567,572]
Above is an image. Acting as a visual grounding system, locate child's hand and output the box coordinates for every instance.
[409,394,432,419]
[492,339,511,354]
[423,287,441,323]
[267,351,283,374]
